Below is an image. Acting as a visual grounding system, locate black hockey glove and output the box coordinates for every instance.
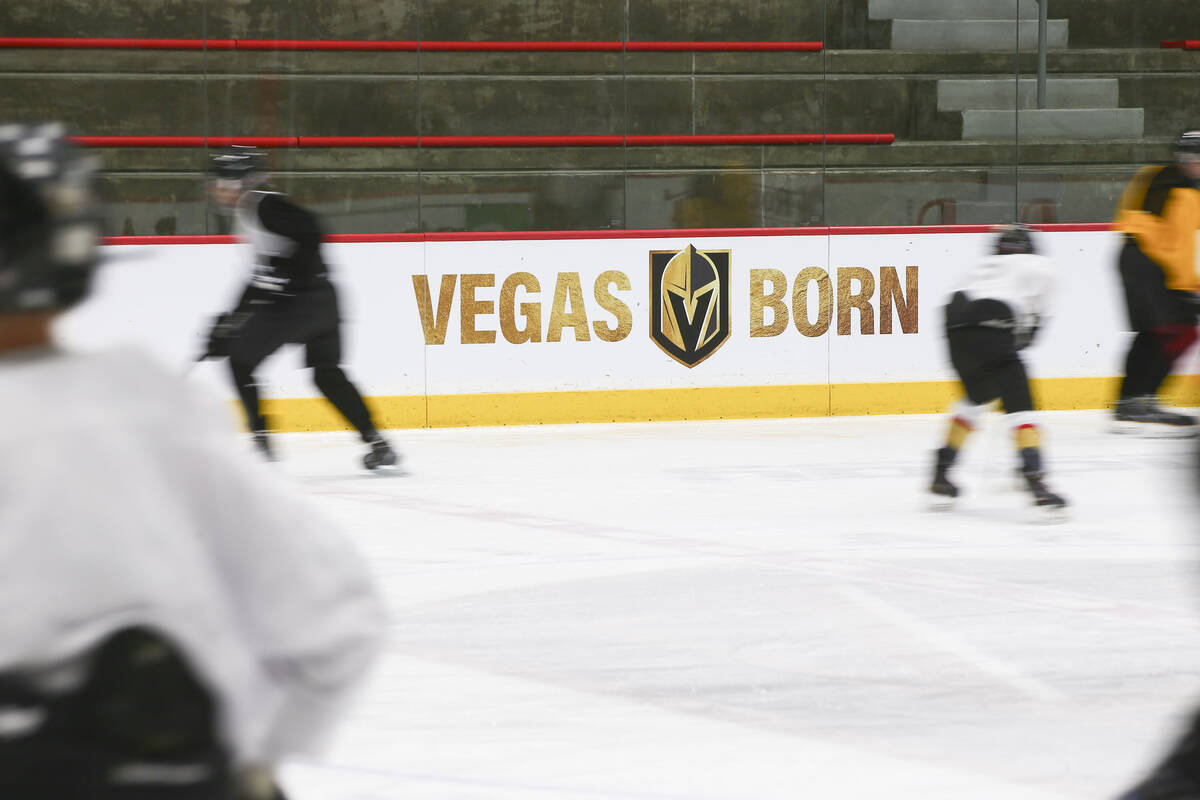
[203,311,250,359]
[1015,317,1040,350]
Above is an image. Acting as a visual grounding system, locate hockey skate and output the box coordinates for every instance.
[363,433,399,473]
[1113,397,1198,437]
[928,446,959,510]
[252,429,276,462]
[1022,470,1067,521]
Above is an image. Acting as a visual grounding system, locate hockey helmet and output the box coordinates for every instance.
[992,223,1037,255]
[208,145,266,187]
[0,123,102,314]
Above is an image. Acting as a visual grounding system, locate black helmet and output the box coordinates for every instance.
[1175,130,1200,159]
[0,122,102,313]
[993,223,1037,255]
[208,145,266,185]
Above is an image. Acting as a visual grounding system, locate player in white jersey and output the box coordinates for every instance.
[928,224,1067,514]
[0,124,386,798]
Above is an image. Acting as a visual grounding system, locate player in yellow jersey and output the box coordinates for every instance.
[1112,131,1200,433]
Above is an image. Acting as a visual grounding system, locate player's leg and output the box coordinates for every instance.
[995,360,1067,511]
[932,306,1001,504]
[1117,330,1163,416]
[1116,245,1198,430]
[227,312,289,461]
[931,396,986,503]
[304,288,399,471]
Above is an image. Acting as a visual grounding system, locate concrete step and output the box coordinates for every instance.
[937,78,1118,111]
[961,108,1144,139]
[891,19,1069,51]
[870,0,1041,21]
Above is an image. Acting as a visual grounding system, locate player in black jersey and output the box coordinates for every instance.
[204,147,398,471]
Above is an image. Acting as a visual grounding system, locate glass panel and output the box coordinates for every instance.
[47,0,1200,234]
[825,0,1021,227]
[200,2,421,235]
[1014,0,1190,223]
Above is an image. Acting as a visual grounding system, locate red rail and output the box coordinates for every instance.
[0,37,823,52]
[1161,40,1200,49]
[72,133,894,148]
[101,223,1112,247]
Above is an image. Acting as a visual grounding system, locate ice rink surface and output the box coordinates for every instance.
[267,410,1200,800]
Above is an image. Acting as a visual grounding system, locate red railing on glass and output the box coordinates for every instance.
[71,134,894,148]
[0,37,823,52]
[101,223,1113,247]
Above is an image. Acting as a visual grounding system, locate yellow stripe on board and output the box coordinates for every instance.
[257,374,1200,431]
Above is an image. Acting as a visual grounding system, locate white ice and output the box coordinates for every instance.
[261,410,1200,800]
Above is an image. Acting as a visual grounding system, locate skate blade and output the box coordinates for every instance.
[1027,504,1069,525]
[366,461,407,477]
[928,494,956,511]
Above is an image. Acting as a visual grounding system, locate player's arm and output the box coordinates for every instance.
[1016,256,1055,349]
[183,426,387,760]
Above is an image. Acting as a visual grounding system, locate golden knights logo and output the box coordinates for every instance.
[650,245,731,367]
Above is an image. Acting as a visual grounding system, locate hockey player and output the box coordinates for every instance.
[1114,442,1200,800]
[0,125,385,798]
[929,224,1067,513]
[205,146,398,470]
[1112,130,1200,432]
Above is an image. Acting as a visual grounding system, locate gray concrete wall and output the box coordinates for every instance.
[2,1,822,41]
[5,1,1193,47]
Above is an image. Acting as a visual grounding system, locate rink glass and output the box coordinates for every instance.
[0,0,1185,234]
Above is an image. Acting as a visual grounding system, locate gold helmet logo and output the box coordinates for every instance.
[650,245,731,367]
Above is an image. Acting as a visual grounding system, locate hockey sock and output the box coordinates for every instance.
[944,416,972,452]
[1018,445,1042,476]
[313,366,376,441]
[1014,422,1040,454]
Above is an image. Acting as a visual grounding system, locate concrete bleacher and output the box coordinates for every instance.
[1,0,1196,233]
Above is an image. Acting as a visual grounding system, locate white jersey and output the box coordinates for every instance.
[0,345,386,764]
[955,252,1056,337]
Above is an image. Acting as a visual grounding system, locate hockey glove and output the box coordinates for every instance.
[1015,315,1040,350]
[203,311,250,359]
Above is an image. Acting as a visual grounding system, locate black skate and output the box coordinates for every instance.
[363,433,399,472]
[929,446,959,510]
[1023,471,1067,521]
[1114,397,1198,437]
[252,429,276,462]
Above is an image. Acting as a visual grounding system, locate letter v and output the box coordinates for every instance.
[412,274,457,345]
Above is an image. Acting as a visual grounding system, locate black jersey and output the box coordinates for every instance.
[234,189,330,302]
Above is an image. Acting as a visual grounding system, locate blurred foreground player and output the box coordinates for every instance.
[0,125,385,798]
[204,146,398,470]
[1112,130,1200,433]
[1116,443,1200,800]
[929,224,1068,515]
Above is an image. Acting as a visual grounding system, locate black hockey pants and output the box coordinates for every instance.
[227,284,377,439]
[944,292,1034,414]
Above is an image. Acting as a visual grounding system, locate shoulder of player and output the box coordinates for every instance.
[250,191,316,233]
